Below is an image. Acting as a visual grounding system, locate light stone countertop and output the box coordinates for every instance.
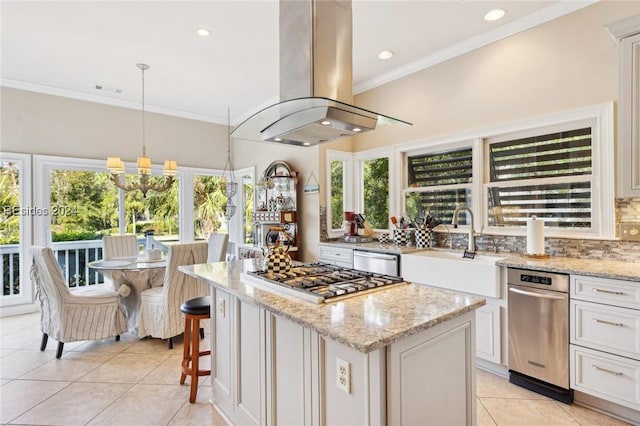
[179,259,485,354]
[496,255,640,282]
[320,240,426,255]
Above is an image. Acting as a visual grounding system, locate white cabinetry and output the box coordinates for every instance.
[475,300,502,364]
[570,275,640,412]
[318,244,353,268]
[211,289,477,425]
[606,15,640,197]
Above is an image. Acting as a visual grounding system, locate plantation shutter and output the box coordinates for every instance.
[487,127,592,228]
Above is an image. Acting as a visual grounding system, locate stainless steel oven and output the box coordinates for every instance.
[507,267,573,403]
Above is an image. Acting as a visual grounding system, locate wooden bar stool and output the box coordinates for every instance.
[179,296,211,403]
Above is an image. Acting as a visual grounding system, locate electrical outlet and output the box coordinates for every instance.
[336,357,351,394]
[217,297,225,318]
[620,223,640,241]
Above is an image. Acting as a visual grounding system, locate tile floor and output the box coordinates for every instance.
[0,312,634,426]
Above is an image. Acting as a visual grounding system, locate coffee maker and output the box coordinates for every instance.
[343,211,358,236]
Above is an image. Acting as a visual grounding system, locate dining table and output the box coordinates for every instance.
[88,255,167,335]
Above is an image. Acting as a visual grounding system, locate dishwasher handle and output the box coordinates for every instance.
[353,251,398,261]
[508,286,566,300]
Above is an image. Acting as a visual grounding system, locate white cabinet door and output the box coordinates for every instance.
[318,244,353,268]
[212,289,234,414]
[476,302,501,364]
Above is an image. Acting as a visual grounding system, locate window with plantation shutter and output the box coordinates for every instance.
[486,127,593,228]
[405,147,473,225]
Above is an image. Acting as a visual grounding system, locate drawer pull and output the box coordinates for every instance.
[592,365,624,376]
[593,318,624,327]
[592,288,625,295]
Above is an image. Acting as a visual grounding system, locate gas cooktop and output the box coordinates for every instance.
[241,262,407,304]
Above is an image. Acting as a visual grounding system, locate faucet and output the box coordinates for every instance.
[451,206,475,252]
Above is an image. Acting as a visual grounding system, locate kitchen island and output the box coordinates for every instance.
[180,260,486,426]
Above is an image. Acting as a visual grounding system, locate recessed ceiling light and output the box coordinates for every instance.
[377,50,394,60]
[321,120,331,125]
[196,27,210,37]
[353,127,362,132]
[303,142,311,146]
[484,9,506,21]
[274,137,282,142]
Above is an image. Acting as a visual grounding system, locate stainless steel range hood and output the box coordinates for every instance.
[231,0,411,147]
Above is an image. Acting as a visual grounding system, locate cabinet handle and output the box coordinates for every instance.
[592,365,624,376]
[592,318,624,327]
[592,288,625,295]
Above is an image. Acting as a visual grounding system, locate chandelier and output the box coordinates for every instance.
[106,63,177,198]
[223,108,237,220]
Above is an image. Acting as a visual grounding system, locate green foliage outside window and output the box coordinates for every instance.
[363,158,389,229]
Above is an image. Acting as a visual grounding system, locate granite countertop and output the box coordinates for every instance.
[180,260,485,354]
[496,255,640,282]
[320,240,426,255]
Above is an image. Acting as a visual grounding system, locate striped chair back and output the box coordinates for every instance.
[103,235,138,259]
[207,233,229,262]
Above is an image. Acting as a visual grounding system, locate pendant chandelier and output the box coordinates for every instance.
[106,63,177,198]
[223,108,237,220]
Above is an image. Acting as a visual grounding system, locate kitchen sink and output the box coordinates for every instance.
[401,250,506,297]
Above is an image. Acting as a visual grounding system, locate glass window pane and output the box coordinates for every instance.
[363,157,389,229]
[193,174,227,240]
[406,189,471,225]
[408,148,472,187]
[124,175,180,246]
[1,161,21,296]
[330,160,344,230]
[242,174,254,245]
[487,181,591,228]
[49,169,118,287]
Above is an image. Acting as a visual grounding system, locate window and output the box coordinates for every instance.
[326,150,353,237]
[362,157,389,229]
[397,103,614,238]
[193,174,227,240]
[0,153,32,307]
[405,146,473,225]
[486,127,592,228]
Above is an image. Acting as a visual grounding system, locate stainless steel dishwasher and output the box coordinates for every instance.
[353,250,400,276]
[507,267,573,403]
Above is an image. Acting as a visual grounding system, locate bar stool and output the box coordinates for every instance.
[180,296,211,403]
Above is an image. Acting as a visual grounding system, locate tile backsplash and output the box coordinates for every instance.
[320,198,640,263]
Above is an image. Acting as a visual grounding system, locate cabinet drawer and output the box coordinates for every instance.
[570,345,640,411]
[571,300,640,359]
[319,245,353,264]
[571,275,640,309]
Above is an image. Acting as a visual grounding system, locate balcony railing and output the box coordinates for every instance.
[1,237,171,300]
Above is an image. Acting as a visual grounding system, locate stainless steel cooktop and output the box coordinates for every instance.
[241,262,407,304]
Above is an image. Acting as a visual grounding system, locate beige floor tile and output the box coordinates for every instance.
[0,326,44,350]
[476,369,550,400]
[168,399,231,426]
[559,403,635,426]
[0,312,40,333]
[477,398,497,426]
[481,398,580,426]
[123,336,178,354]
[141,354,185,385]
[20,351,114,381]
[11,382,132,426]
[0,349,55,379]
[87,383,192,426]
[0,379,69,424]
[0,348,16,357]
[78,351,171,384]
[71,335,137,354]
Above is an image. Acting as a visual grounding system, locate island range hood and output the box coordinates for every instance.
[231,0,411,147]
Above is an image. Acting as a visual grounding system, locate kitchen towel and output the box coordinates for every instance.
[526,216,545,255]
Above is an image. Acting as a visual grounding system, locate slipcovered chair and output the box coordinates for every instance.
[102,235,138,260]
[207,233,229,262]
[30,246,128,359]
[137,242,209,349]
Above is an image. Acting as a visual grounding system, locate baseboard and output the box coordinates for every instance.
[0,303,39,318]
[574,390,640,425]
[476,358,508,378]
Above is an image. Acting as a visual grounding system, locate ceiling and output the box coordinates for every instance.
[1,1,595,126]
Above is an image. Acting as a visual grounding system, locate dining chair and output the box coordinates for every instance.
[30,246,128,358]
[103,235,139,259]
[137,242,209,349]
[207,233,229,262]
